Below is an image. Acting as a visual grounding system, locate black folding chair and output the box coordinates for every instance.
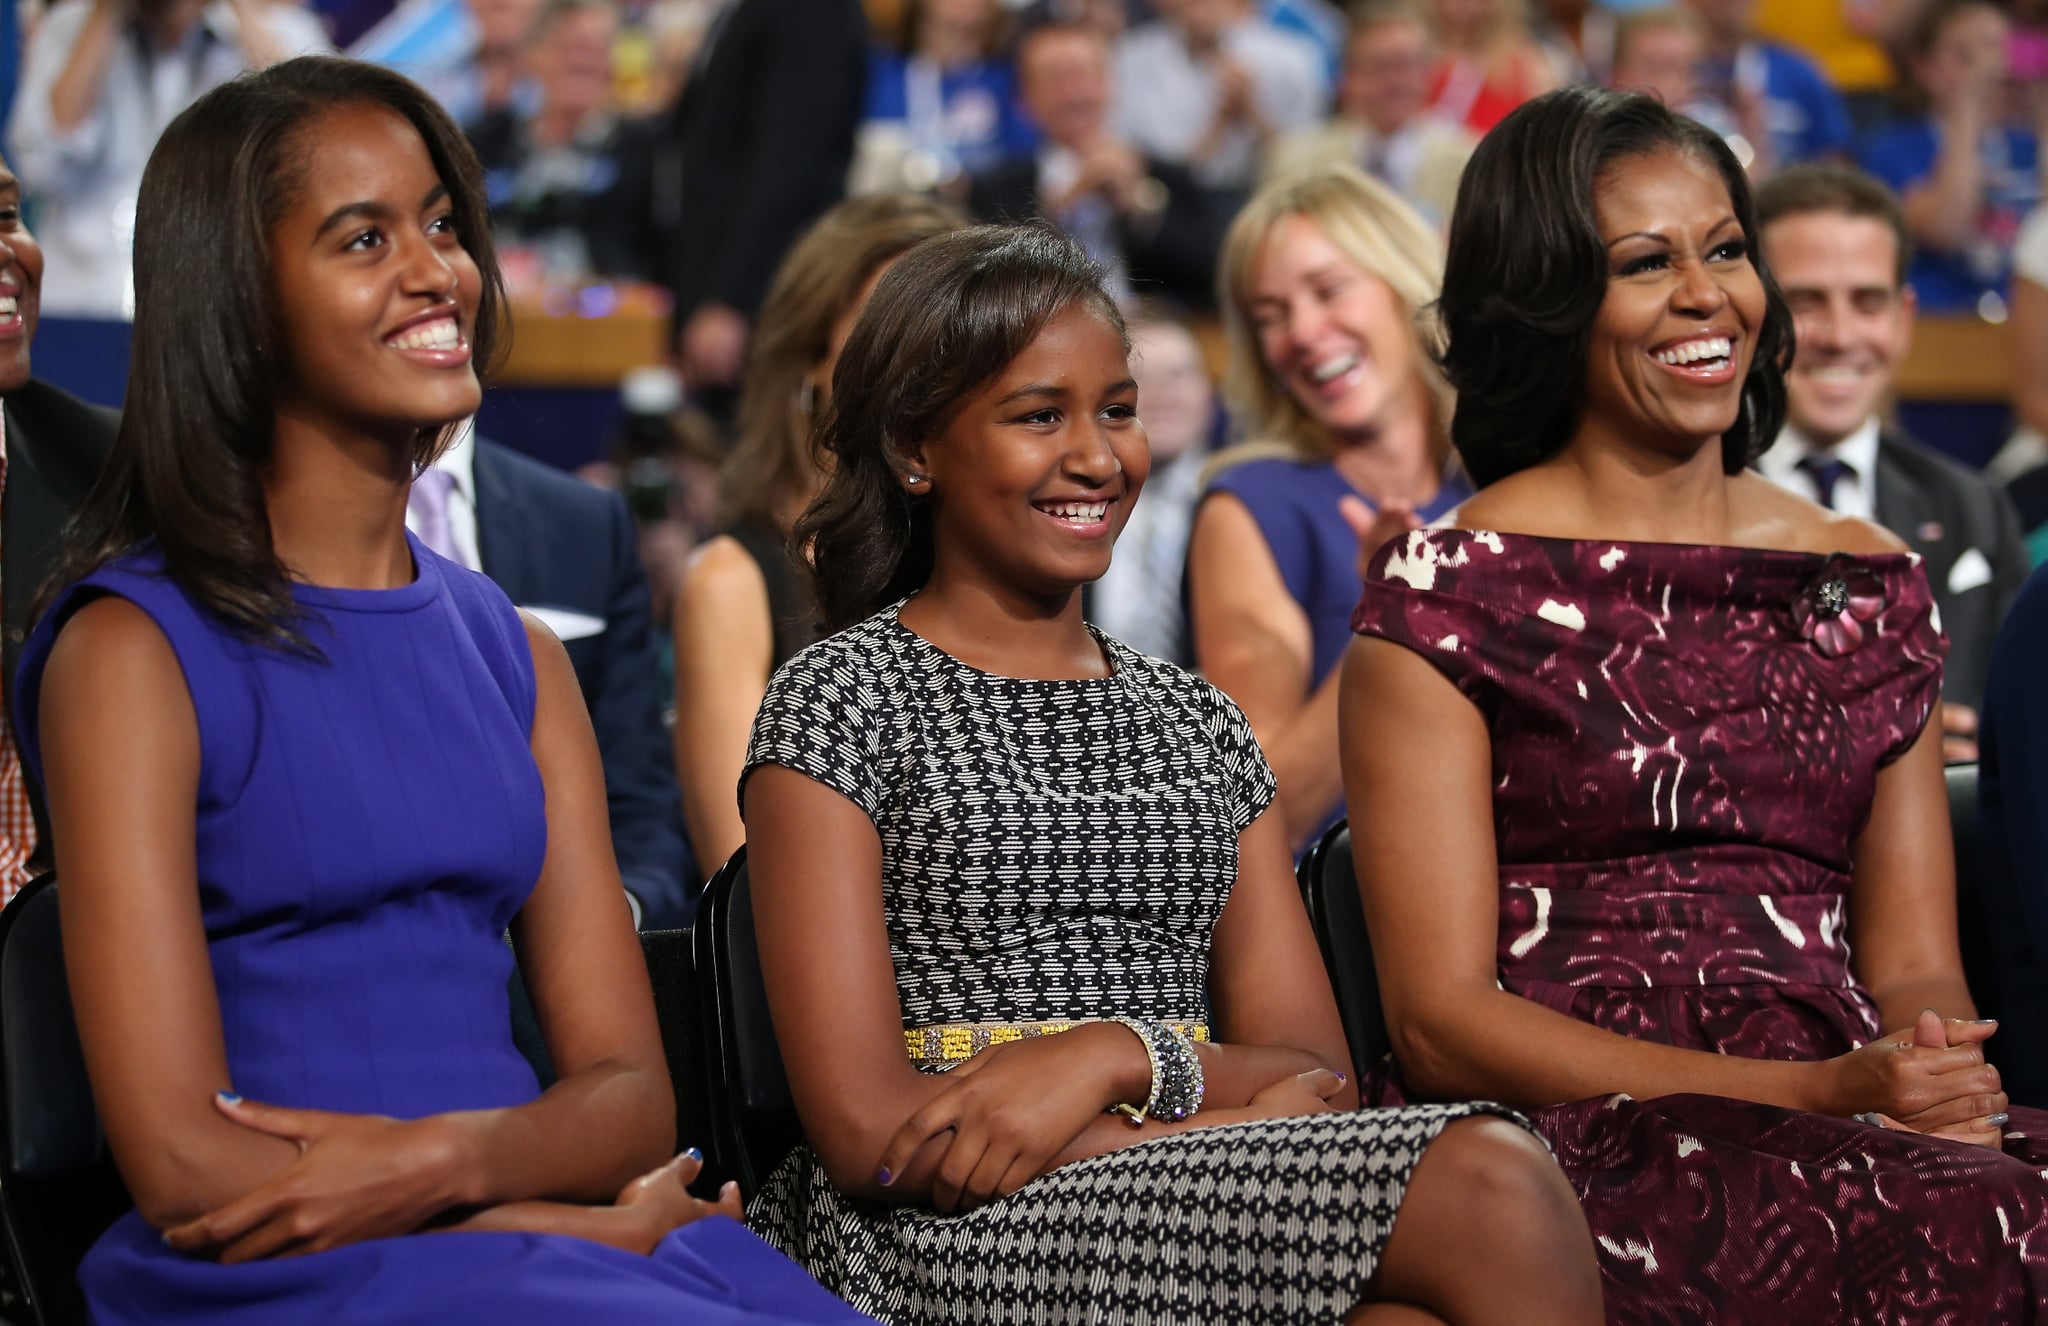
[692,849,803,1196]
[1296,821,1391,1083]
[0,876,131,1326]
[1946,762,2001,1022]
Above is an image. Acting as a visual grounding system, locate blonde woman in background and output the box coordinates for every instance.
[672,194,964,877]
[1186,164,1468,854]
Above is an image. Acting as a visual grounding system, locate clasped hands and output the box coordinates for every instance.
[873,1026,1345,1214]
[160,1093,738,1263]
[1830,1008,2009,1149]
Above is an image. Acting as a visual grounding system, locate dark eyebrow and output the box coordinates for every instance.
[1105,377,1138,397]
[1605,214,1742,250]
[995,383,1069,407]
[312,184,452,240]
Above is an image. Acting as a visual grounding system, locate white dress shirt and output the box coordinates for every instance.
[9,0,330,318]
[1760,417,1882,521]
[405,420,483,571]
[1110,18,1325,190]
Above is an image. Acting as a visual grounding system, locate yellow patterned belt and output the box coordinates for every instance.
[904,1019,1210,1070]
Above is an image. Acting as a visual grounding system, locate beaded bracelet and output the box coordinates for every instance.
[1102,1017,1205,1126]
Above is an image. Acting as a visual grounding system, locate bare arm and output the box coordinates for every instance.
[1339,635,1992,1119]
[671,537,775,877]
[41,597,301,1228]
[1900,101,1989,252]
[746,764,1344,1210]
[1187,494,1343,853]
[45,0,127,133]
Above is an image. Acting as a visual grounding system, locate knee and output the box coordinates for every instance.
[1408,1117,1584,1246]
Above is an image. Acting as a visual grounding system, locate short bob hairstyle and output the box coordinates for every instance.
[720,193,966,533]
[1217,163,1453,469]
[48,55,505,649]
[1439,85,1791,489]
[797,224,1123,632]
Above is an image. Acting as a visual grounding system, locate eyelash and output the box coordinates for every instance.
[344,214,458,252]
[1013,404,1138,426]
[1618,240,1748,276]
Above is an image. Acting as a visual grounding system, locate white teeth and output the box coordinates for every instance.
[0,295,16,316]
[391,318,460,351]
[1654,336,1732,367]
[1308,354,1359,384]
[1040,501,1109,522]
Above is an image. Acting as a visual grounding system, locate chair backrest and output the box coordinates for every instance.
[638,926,722,1169]
[1946,761,2001,1021]
[691,849,802,1195]
[1297,821,1391,1082]
[0,877,131,1326]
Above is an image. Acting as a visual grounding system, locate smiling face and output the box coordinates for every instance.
[1247,212,1423,444]
[268,102,484,450]
[1764,209,1912,449]
[913,302,1148,599]
[1579,146,1766,463]
[1341,16,1432,136]
[0,156,42,393]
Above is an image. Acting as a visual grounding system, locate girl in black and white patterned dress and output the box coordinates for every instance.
[737,225,1603,1326]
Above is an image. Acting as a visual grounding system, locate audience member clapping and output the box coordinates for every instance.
[469,0,662,289]
[1683,0,1854,170]
[17,55,869,1324]
[1754,163,2029,760]
[970,20,1233,308]
[1086,312,1216,663]
[1187,165,1468,854]
[1860,0,2042,316]
[1111,0,1326,191]
[1345,84,2048,1319]
[737,220,1605,1326]
[851,0,1035,197]
[8,0,329,316]
[1608,8,1710,117]
[1423,0,1564,133]
[672,193,963,876]
[1266,0,1477,229]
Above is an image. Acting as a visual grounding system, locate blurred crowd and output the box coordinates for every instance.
[6,0,2048,903]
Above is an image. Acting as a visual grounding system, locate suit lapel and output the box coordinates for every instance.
[1873,435,1940,562]
[469,440,533,604]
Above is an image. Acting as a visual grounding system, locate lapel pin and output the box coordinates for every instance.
[1916,521,1945,543]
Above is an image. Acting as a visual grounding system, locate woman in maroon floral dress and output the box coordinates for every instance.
[1343,85,2048,1322]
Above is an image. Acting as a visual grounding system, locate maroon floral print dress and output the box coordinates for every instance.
[1352,528,2048,1323]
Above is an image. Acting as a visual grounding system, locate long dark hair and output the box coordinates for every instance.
[44,56,506,649]
[1439,86,1791,489]
[796,224,1122,632]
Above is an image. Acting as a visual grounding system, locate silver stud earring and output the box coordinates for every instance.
[906,473,927,487]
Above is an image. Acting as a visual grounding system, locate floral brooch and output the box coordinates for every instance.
[1792,554,1886,657]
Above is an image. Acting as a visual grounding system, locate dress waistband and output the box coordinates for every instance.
[1496,883,1854,990]
[903,1019,1210,1071]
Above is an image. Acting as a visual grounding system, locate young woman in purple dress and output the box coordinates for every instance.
[1343,84,2048,1320]
[16,56,867,1325]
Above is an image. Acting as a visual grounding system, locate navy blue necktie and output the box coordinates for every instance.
[1799,455,1855,510]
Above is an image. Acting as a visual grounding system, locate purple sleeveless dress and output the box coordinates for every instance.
[1352,528,2048,1323]
[14,535,870,1326]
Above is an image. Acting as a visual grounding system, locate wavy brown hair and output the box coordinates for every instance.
[720,193,965,533]
[43,56,506,650]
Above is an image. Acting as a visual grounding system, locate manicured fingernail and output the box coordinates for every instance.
[877,1166,893,1186]
[1852,1112,1883,1126]
[684,1146,703,1163]
[1969,1018,1998,1024]
[1334,1071,1347,1084]
[1988,1112,2011,1126]
[215,1090,242,1105]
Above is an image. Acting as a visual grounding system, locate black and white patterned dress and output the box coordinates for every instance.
[740,601,1523,1325]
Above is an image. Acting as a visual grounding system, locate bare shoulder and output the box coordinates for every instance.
[1728,472,1908,556]
[1438,470,1552,532]
[45,595,179,686]
[676,534,771,617]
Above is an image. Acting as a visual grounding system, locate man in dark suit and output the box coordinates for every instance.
[1757,164,2030,762]
[969,20,1233,310]
[0,152,117,894]
[658,0,868,395]
[408,426,693,927]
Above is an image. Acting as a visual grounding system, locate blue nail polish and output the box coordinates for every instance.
[1334,1071,1347,1085]
[215,1090,242,1105]
[1989,1112,2012,1126]
[684,1146,703,1163]
[877,1166,893,1186]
